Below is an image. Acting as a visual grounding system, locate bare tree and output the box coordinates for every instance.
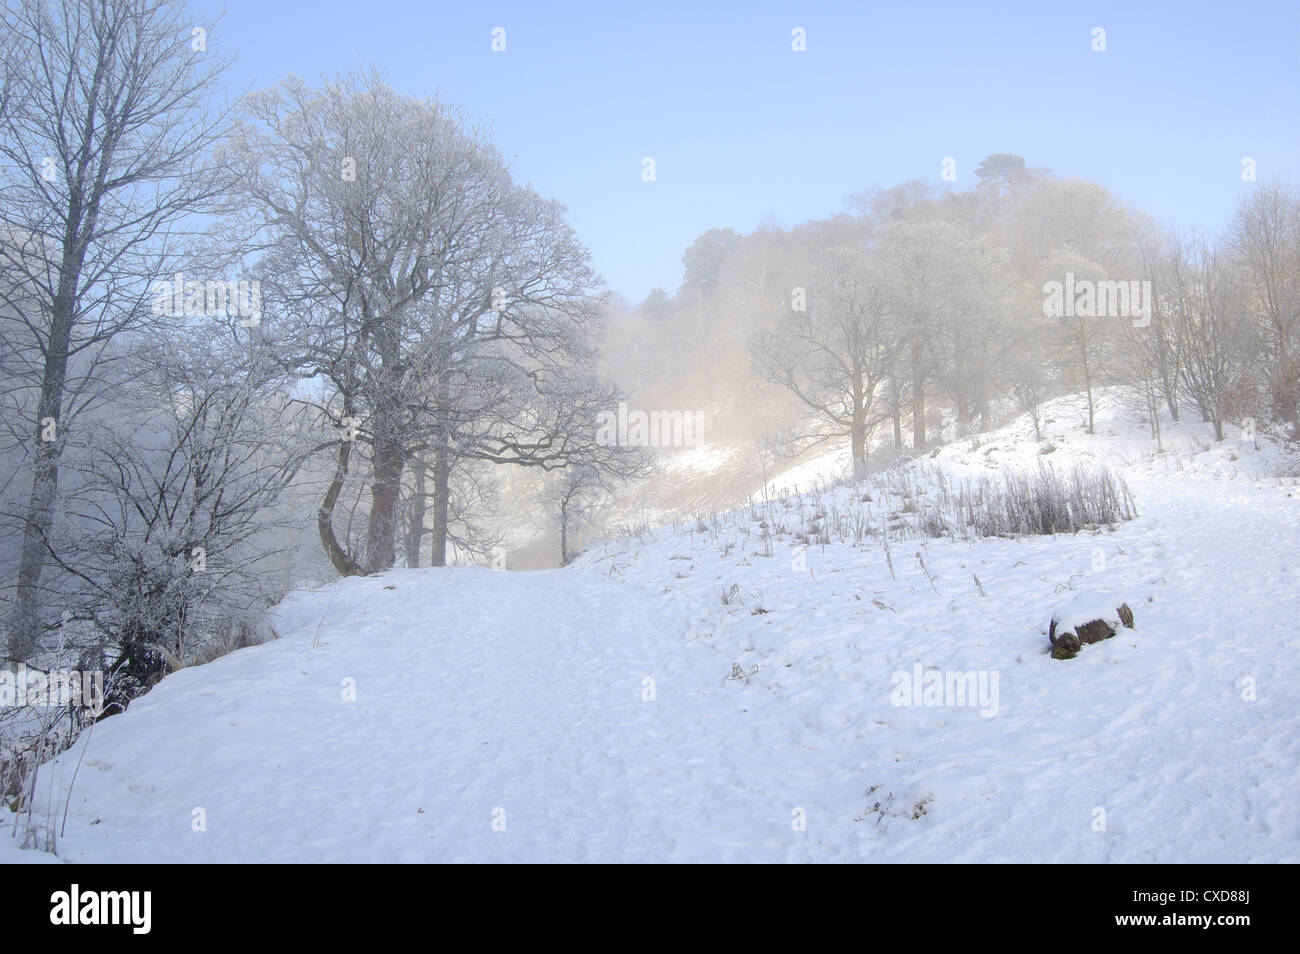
[52,325,307,699]
[753,245,903,476]
[877,218,965,451]
[928,224,1014,436]
[1027,179,1142,434]
[1228,182,1300,424]
[1167,233,1255,441]
[0,0,235,659]
[549,464,603,565]
[237,71,627,574]
[1042,250,1119,435]
[1007,356,1050,441]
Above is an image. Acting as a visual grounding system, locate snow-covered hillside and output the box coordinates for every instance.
[5,390,1298,862]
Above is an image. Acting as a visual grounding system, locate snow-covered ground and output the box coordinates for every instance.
[5,389,1298,862]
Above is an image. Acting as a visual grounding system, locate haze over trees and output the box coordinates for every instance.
[606,159,1300,480]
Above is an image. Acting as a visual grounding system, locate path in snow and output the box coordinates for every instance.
[33,568,829,862]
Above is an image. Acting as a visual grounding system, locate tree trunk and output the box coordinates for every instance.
[9,285,74,661]
[850,422,867,478]
[318,439,362,576]
[851,372,868,477]
[405,454,426,569]
[975,342,991,432]
[888,365,902,449]
[1157,347,1180,422]
[429,437,452,568]
[953,352,970,435]
[1079,320,1095,433]
[910,340,926,451]
[1150,394,1164,452]
[363,435,405,573]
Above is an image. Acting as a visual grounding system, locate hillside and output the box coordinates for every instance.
[5,390,1298,863]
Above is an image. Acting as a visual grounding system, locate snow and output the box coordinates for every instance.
[7,388,1299,862]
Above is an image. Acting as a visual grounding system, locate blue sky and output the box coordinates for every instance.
[199,0,1300,303]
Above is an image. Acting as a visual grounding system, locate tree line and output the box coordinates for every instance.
[604,154,1299,475]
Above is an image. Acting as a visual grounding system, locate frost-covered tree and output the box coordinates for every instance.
[1228,182,1300,424]
[876,217,967,451]
[549,464,604,565]
[0,0,234,660]
[1028,180,1143,433]
[53,326,308,696]
[1166,233,1255,440]
[753,244,903,476]
[235,71,630,573]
